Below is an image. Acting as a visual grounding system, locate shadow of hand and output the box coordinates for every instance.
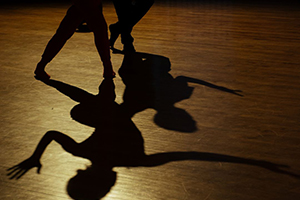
[260,160,289,170]
[7,156,42,180]
[257,160,300,179]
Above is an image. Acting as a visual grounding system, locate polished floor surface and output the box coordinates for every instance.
[1,1,300,200]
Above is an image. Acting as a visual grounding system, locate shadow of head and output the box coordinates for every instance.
[154,107,197,132]
[67,166,117,200]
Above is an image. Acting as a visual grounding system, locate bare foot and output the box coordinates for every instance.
[34,68,50,81]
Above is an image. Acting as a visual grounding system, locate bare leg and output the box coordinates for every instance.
[110,0,154,51]
[74,0,116,78]
[34,5,84,80]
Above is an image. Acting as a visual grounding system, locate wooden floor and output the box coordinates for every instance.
[1,1,300,199]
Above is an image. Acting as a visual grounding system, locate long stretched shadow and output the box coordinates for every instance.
[118,51,242,133]
[7,76,299,200]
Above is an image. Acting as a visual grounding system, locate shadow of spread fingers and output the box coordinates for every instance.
[9,168,24,180]
[7,166,20,176]
[7,165,19,172]
[16,169,29,180]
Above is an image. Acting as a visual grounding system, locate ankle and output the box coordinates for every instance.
[36,62,46,70]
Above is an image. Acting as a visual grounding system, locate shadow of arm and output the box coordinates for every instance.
[43,79,94,102]
[177,76,243,96]
[142,152,299,179]
[7,131,79,179]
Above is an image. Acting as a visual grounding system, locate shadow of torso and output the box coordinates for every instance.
[47,79,146,168]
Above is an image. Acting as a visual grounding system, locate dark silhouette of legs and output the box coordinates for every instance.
[35,5,83,80]
[35,1,115,80]
[110,0,154,51]
[75,1,114,78]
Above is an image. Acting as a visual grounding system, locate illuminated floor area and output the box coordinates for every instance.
[1,1,300,199]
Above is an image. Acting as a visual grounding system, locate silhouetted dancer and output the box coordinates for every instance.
[34,0,116,80]
[7,78,298,199]
[109,0,154,52]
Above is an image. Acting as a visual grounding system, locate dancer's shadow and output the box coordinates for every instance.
[118,51,242,133]
[7,78,299,200]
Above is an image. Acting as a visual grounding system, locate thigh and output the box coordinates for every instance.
[73,0,102,8]
[73,0,106,33]
[57,5,84,34]
[112,0,133,23]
